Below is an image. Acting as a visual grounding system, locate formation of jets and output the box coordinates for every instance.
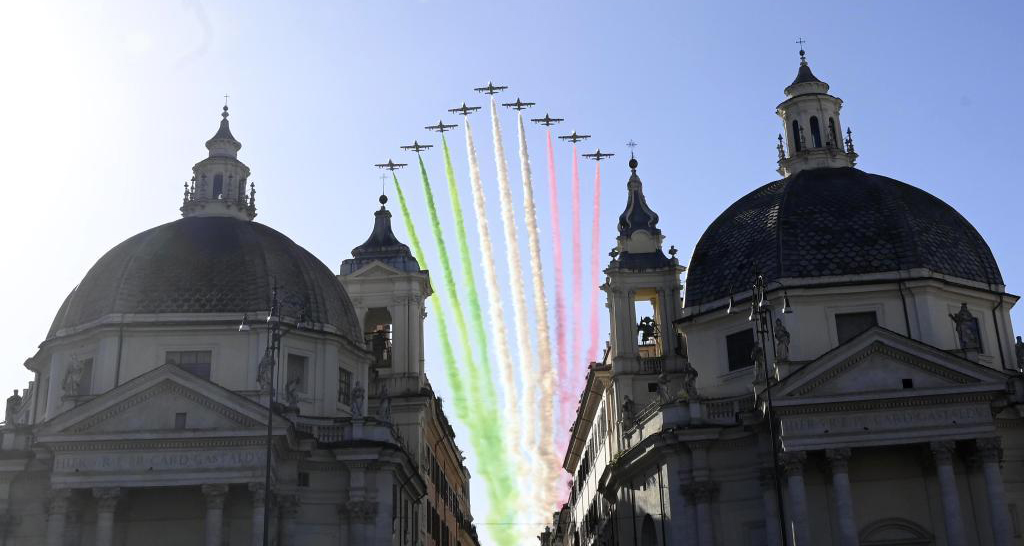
[583,149,614,161]
[530,113,563,126]
[558,131,591,143]
[474,81,508,95]
[448,103,481,116]
[425,120,457,133]
[374,159,407,171]
[401,141,432,153]
[501,98,534,111]
[376,83,621,178]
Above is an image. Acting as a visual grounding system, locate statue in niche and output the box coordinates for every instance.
[351,381,365,418]
[256,348,274,392]
[679,366,699,401]
[1015,336,1024,370]
[949,303,981,351]
[774,318,791,362]
[5,390,21,424]
[620,395,635,426]
[62,360,84,397]
[284,374,301,408]
[655,373,673,404]
[377,383,392,422]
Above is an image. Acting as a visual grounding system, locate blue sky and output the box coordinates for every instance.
[2,1,1023,543]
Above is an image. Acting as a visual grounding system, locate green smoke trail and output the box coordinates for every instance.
[391,174,468,422]
[403,166,518,545]
[441,135,498,408]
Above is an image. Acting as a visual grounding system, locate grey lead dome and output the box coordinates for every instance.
[47,216,362,341]
[684,167,1003,308]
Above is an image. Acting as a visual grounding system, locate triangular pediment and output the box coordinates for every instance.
[347,262,411,279]
[774,327,1010,402]
[37,364,285,439]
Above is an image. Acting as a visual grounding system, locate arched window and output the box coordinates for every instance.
[810,116,823,148]
[792,120,802,152]
[640,514,658,546]
[237,180,246,201]
[365,308,393,368]
[212,174,224,199]
[828,117,838,147]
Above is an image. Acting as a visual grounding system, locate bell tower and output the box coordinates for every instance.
[776,47,858,177]
[180,105,257,220]
[603,156,688,386]
[339,193,431,380]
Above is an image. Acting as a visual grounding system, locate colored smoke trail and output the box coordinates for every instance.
[392,174,467,421]
[546,130,570,442]
[463,116,526,518]
[516,112,558,510]
[441,135,497,408]
[570,144,584,393]
[587,162,602,363]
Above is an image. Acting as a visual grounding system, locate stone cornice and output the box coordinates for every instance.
[773,392,996,416]
[46,436,268,452]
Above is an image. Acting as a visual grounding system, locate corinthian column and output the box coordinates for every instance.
[691,481,717,546]
[782,452,810,546]
[278,494,301,545]
[930,441,967,546]
[92,487,121,546]
[45,489,72,546]
[202,484,229,546]
[249,482,266,546]
[977,437,1012,546]
[826,449,858,546]
[759,468,782,546]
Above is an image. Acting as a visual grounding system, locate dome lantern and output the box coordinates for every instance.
[180,105,257,221]
[776,48,858,177]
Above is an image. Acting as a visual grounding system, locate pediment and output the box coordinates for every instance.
[37,364,281,438]
[775,327,1009,401]
[347,262,408,279]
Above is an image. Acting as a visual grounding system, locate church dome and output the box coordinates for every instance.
[47,216,361,341]
[684,167,1002,308]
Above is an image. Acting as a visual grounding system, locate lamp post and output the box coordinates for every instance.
[238,279,309,546]
[733,273,792,546]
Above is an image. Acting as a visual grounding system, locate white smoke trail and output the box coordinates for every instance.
[488,98,540,499]
[463,116,526,494]
[516,112,559,512]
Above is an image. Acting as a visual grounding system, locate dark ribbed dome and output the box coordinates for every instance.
[48,216,361,341]
[684,167,1002,308]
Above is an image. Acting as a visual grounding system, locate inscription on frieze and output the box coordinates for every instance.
[781,404,990,437]
[54,449,265,474]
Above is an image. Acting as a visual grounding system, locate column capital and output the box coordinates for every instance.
[977,437,1003,464]
[248,482,266,506]
[781,451,807,477]
[338,499,378,522]
[46,489,73,515]
[92,487,121,512]
[930,441,957,465]
[827,448,852,474]
[202,484,229,509]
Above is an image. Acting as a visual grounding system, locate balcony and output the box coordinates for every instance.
[638,356,664,374]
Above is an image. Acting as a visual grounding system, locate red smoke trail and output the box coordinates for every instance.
[587,162,602,363]
[547,133,570,432]
[570,144,582,383]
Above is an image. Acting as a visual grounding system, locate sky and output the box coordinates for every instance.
[2,1,1023,543]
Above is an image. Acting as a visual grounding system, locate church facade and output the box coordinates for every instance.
[542,52,1024,546]
[0,108,479,546]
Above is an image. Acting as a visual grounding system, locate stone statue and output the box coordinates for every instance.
[620,395,635,426]
[256,348,274,392]
[1015,336,1024,370]
[774,318,791,362]
[284,374,301,408]
[680,366,699,401]
[751,343,766,383]
[351,381,365,417]
[377,383,392,422]
[61,360,84,397]
[949,303,981,351]
[656,373,673,404]
[5,390,21,423]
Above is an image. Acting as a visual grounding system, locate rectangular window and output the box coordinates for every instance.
[174,412,187,429]
[337,367,352,404]
[726,329,757,371]
[165,350,212,380]
[298,472,310,487]
[286,354,308,393]
[835,311,878,345]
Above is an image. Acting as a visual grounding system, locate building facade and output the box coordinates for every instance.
[545,52,1024,546]
[0,108,478,546]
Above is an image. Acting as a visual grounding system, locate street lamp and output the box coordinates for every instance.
[238,279,310,545]
[739,273,792,546]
